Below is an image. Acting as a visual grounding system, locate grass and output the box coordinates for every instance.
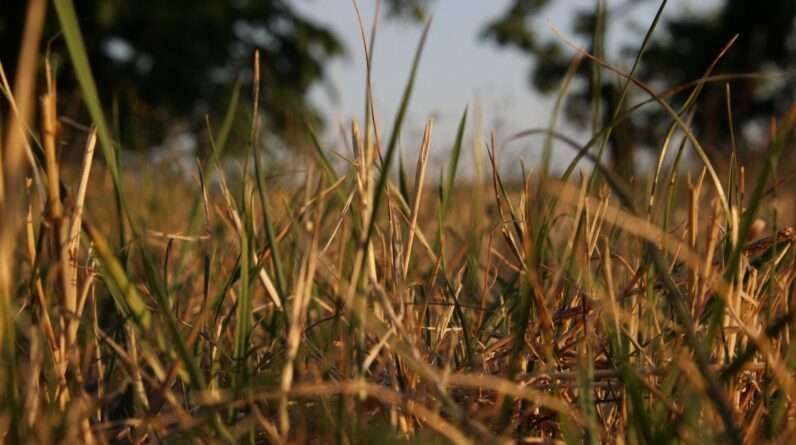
[3,1,796,444]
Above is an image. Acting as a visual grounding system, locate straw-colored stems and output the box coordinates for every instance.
[403,120,432,277]
[600,237,622,346]
[688,168,706,301]
[41,80,75,408]
[25,180,56,353]
[279,196,322,438]
[698,200,723,312]
[66,128,96,344]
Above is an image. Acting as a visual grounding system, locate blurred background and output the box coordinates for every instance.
[3,0,795,178]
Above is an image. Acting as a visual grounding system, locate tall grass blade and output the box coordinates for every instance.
[723,109,796,282]
[85,223,151,330]
[442,106,467,216]
[52,0,121,190]
[234,181,254,391]
[363,19,431,246]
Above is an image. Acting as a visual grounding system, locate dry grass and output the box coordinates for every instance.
[4,2,796,444]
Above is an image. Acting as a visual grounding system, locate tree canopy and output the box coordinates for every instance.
[2,1,344,150]
[640,1,796,155]
[3,0,795,166]
[481,0,796,175]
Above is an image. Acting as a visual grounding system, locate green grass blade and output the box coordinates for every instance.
[363,19,431,246]
[234,181,254,391]
[398,147,411,205]
[306,121,340,188]
[212,77,243,167]
[52,0,121,188]
[53,0,129,256]
[252,162,286,313]
[85,223,151,331]
[723,117,794,282]
[442,106,467,216]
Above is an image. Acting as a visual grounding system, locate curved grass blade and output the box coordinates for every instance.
[85,223,151,330]
[522,128,742,444]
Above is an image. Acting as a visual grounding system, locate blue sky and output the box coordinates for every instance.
[295,0,720,173]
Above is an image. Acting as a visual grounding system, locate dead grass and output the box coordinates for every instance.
[4,1,796,444]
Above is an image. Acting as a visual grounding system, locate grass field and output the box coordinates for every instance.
[3,1,796,444]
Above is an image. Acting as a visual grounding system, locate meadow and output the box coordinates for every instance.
[3,2,796,444]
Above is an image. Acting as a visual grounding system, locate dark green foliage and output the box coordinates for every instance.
[481,0,796,171]
[481,0,639,178]
[2,1,343,148]
[384,0,433,22]
[640,0,796,157]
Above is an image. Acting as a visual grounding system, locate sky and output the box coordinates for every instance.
[294,0,720,174]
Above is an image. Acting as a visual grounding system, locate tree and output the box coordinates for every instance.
[481,0,648,178]
[1,1,343,151]
[639,1,796,158]
[481,0,796,176]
